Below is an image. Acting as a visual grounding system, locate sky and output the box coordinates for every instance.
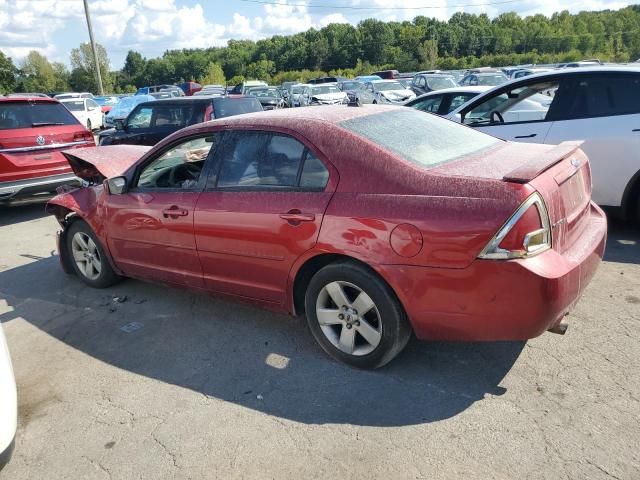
[0,0,634,69]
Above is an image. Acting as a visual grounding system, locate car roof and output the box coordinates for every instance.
[370,79,403,83]
[0,96,58,103]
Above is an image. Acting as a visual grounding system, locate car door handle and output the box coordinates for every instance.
[514,133,537,139]
[162,206,189,218]
[279,210,316,224]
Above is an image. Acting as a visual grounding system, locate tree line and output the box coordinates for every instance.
[1,6,639,95]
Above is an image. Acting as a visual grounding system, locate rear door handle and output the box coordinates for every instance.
[514,133,537,139]
[162,206,189,218]
[279,209,316,224]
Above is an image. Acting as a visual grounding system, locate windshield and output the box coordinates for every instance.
[426,76,458,90]
[373,82,405,91]
[341,109,500,168]
[63,100,85,111]
[477,74,507,86]
[249,88,280,98]
[95,97,117,106]
[291,86,304,94]
[311,86,340,95]
[0,102,79,129]
[340,82,362,91]
[212,97,263,118]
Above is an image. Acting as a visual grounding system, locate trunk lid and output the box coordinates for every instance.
[62,145,151,183]
[433,141,592,253]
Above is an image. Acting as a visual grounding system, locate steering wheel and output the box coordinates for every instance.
[490,111,504,124]
[168,163,201,188]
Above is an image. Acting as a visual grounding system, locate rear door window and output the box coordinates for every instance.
[0,102,79,129]
[562,74,640,119]
[212,131,328,190]
[152,105,196,128]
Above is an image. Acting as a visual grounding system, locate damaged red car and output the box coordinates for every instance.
[46,106,606,368]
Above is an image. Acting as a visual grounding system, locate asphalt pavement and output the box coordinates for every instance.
[0,203,638,479]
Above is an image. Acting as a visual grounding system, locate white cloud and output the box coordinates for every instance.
[320,13,350,27]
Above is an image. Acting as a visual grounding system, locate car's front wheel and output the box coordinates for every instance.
[66,220,121,288]
[304,262,411,369]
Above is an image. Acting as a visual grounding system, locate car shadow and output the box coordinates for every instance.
[0,202,49,227]
[0,254,524,427]
[603,216,640,264]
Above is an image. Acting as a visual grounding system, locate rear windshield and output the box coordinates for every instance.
[340,109,500,168]
[212,97,263,118]
[0,102,79,129]
[63,100,85,111]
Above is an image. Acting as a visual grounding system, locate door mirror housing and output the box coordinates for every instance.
[115,119,126,131]
[106,176,127,195]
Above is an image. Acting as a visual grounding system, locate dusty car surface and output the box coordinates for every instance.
[46,106,606,368]
[0,96,95,203]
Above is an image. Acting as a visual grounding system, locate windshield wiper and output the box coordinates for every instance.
[32,122,66,127]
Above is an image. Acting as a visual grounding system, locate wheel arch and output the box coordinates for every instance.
[621,168,640,221]
[289,252,406,320]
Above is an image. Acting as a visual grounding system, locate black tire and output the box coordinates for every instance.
[87,119,92,131]
[65,220,121,288]
[304,261,412,369]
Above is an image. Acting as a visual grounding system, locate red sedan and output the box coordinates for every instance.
[46,106,606,368]
[0,96,94,203]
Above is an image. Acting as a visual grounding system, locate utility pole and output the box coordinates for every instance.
[83,0,104,95]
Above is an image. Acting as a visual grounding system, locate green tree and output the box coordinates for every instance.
[0,51,17,94]
[70,42,113,93]
[418,39,439,70]
[18,51,57,92]
[200,62,226,85]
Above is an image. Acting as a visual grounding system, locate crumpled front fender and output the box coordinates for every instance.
[46,185,120,276]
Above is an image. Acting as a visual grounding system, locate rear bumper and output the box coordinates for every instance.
[381,202,607,341]
[0,173,81,203]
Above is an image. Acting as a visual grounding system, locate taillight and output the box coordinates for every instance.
[478,193,551,260]
[74,132,94,143]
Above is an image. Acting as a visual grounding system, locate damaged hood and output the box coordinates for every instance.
[62,145,151,183]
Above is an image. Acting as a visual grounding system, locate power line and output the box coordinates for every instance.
[236,0,527,10]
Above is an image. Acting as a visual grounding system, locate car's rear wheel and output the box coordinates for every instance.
[66,220,120,288]
[304,262,411,369]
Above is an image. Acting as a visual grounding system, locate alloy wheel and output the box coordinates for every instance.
[315,281,382,356]
[71,232,102,280]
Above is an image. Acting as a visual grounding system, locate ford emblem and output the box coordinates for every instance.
[36,135,45,146]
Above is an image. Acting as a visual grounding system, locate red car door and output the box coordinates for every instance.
[194,130,336,304]
[104,134,218,287]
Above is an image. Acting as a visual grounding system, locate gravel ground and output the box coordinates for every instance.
[0,203,638,480]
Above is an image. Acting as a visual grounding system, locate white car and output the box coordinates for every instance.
[303,83,347,106]
[447,66,640,220]
[59,97,104,131]
[366,80,416,104]
[0,321,16,471]
[54,92,94,100]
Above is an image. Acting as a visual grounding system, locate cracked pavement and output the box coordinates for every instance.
[0,204,638,480]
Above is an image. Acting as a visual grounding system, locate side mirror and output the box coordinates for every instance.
[115,119,125,131]
[452,113,462,123]
[106,176,127,195]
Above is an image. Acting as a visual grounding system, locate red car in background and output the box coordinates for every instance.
[0,96,94,203]
[46,106,606,368]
